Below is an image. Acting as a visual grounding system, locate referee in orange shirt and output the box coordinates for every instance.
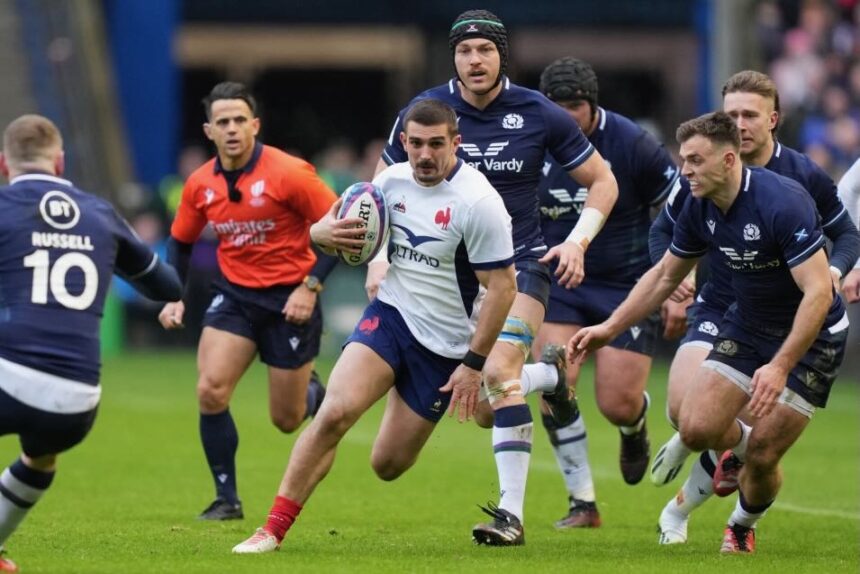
[159,82,339,520]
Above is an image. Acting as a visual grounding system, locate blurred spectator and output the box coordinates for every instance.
[356,138,386,183]
[762,0,860,180]
[112,211,169,347]
[314,139,358,194]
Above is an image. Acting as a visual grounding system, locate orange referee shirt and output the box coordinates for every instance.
[171,143,337,288]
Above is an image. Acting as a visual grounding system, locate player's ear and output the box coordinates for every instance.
[0,153,8,179]
[55,150,65,176]
[452,133,462,151]
[723,149,737,170]
[768,110,778,133]
[203,122,213,141]
[251,117,260,137]
[399,130,407,147]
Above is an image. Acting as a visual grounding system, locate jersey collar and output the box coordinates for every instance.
[10,173,72,186]
[445,158,465,182]
[213,141,263,175]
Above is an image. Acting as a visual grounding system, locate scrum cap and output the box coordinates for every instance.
[539,57,599,108]
[448,10,508,86]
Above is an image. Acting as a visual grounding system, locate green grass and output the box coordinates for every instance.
[1,352,857,573]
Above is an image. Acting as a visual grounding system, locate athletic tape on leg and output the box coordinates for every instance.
[497,316,534,359]
[485,379,523,405]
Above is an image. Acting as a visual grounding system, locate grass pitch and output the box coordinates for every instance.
[0,351,857,573]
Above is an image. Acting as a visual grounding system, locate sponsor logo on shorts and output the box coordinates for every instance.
[698,321,719,336]
[715,339,738,356]
[359,316,380,334]
[289,336,300,351]
[207,294,224,313]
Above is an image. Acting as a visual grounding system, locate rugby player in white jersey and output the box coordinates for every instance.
[232,99,517,554]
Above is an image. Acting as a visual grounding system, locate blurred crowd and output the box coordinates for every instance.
[759,0,860,180]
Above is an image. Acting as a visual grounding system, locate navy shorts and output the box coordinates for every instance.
[345,299,461,423]
[202,278,322,369]
[706,311,848,408]
[515,251,551,309]
[545,279,659,356]
[0,389,98,457]
[679,297,726,348]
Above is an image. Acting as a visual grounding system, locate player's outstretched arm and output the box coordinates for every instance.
[540,152,617,289]
[749,249,833,418]
[569,251,696,363]
[441,265,516,422]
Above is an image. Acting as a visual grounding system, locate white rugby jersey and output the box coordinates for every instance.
[375,159,514,358]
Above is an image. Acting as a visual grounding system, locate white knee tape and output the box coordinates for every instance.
[484,378,523,405]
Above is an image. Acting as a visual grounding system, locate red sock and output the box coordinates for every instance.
[264,495,303,542]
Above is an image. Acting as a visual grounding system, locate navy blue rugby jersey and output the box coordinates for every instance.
[0,174,160,384]
[670,167,845,330]
[662,141,856,311]
[382,77,595,255]
[539,107,678,286]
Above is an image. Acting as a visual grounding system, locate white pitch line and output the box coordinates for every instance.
[772,502,860,521]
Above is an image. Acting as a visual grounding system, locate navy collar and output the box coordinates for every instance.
[445,158,464,182]
[214,141,263,175]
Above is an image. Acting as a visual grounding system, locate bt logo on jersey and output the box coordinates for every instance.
[39,190,80,230]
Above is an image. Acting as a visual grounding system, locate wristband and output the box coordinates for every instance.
[462,350,487,371]
[565,206,606,252]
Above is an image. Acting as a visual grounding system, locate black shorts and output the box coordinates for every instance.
[202,278,322,369]
[0,388,98,457]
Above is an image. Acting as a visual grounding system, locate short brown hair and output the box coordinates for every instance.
[722,70,780,133]
[2,114,62,165]
[676,111,740,150]
[203,81,257,121]
[403,99,459,138]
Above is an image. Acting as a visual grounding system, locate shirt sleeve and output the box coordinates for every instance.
[464,192,515,269]
[770,182,826,268]
[169,176,209,243]
[669,197,708,259]
[284,160,338,223]
[111,208,160,279]
[837,158,860,227]
[631,131,680,206]
[543,102,595,171]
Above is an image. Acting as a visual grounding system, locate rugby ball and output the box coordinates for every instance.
[336,182,389,266]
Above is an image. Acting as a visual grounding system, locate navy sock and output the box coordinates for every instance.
[199,410,239,504]
[304,370,325,419]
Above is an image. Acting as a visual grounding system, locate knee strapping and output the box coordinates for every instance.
[497,316,535,358]
[484,378,523,405]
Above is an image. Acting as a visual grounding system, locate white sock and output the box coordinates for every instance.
[669,450,716,518]
[493,405,533,523]
[546,414,595,502]
[732,420,752,462]
[619,391,650,435]
[729,492,773,529]
[519,363,557,396]
[0,461,54,545]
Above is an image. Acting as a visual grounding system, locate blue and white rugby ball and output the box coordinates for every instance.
[336,182,389,266]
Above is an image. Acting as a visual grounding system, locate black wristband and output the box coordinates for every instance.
[462,350,487,371]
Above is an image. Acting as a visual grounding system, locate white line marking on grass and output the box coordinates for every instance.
[772,502,860,521]
[532,461,860,520]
